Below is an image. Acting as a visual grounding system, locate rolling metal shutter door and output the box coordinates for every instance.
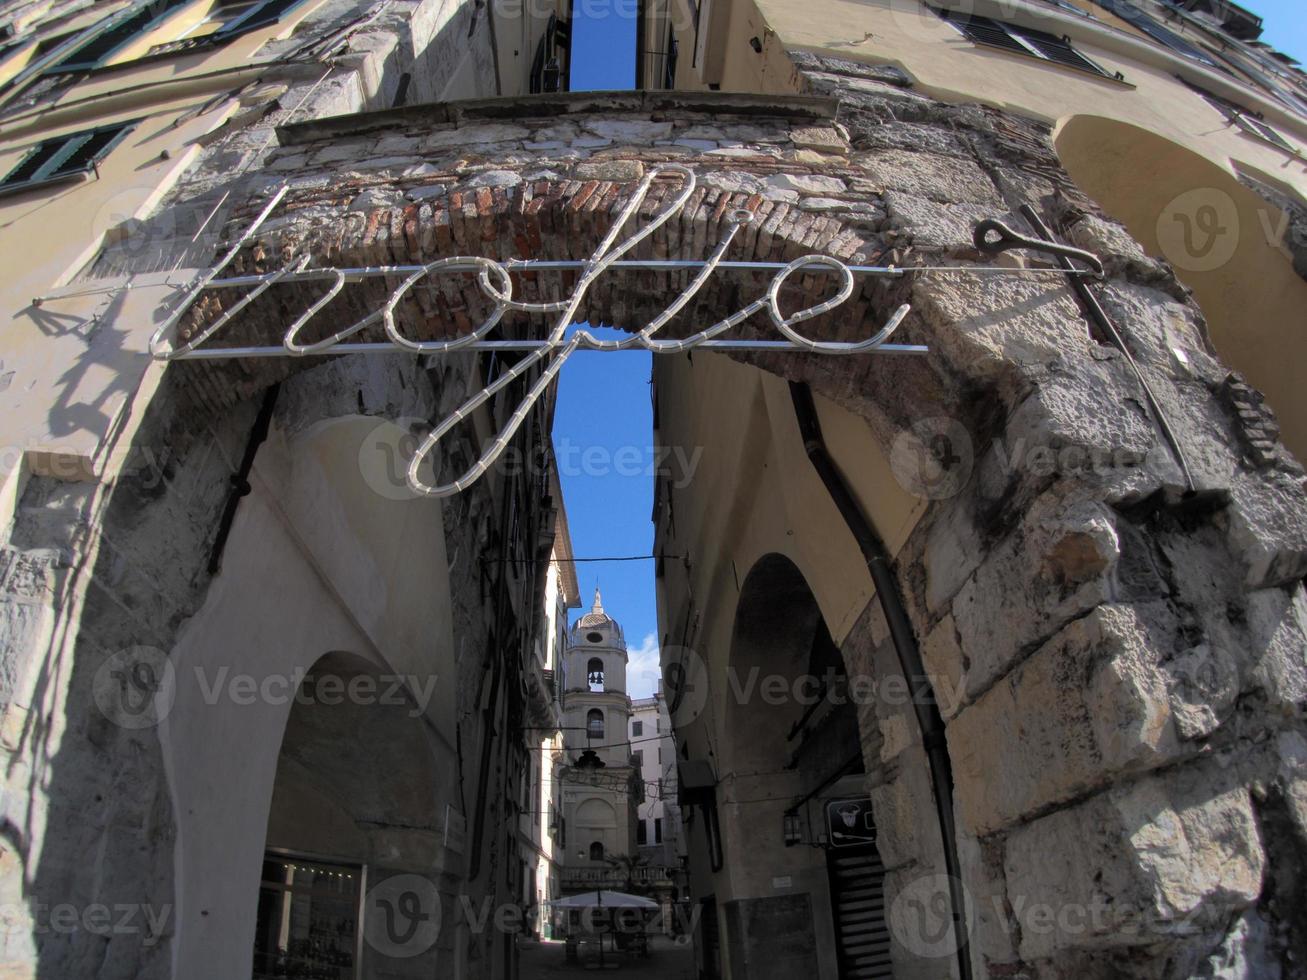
[828,845,894,979]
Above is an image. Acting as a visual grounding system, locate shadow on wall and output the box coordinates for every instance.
[1054,115,1307,464]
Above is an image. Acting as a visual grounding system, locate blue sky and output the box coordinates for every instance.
[554,6,659,695]
[568,0,640,91]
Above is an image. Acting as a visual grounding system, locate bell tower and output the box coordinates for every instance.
[562,588,632,768]
[558,589,639,879]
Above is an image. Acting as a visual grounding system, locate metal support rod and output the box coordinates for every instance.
[1018,205,1197,493]
[167,259,1101,291]
[162,338,929,359]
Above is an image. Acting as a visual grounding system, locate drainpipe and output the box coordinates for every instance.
[634,0,648,89]
[789,382,972,980]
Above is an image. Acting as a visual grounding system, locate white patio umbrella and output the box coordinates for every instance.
[548,890,658,909]
[550,890,658,966]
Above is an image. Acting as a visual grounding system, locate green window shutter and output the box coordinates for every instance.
[52,0,193,71]
[1,122,136,192]
[214,0,310,39]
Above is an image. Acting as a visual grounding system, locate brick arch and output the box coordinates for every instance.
[170,159,963,447]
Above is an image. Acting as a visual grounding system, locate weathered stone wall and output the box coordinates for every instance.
[151,80,1303,978]
[799,56,1307,980]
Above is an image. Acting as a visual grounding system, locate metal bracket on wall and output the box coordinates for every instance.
[979,204,1196,493]
[972,217,1105,278]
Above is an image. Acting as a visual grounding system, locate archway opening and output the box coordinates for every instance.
[574,798,618,866]
[252,652,454,980]
[587,657,606,692]
[1055,114,1307,462]
[715,554,889,980]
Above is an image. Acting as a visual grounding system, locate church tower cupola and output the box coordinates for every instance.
[571,587,626,651]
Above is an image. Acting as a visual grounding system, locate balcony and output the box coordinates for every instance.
[561,866,677,891]
[526,657,561,731]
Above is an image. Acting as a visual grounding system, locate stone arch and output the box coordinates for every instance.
[574,797,618,866]
[586,707,605,739]
[171,110,1303,977]
[147,394,463,979]
[1054,113,1307,461]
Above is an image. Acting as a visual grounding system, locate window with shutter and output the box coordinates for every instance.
[1019,26,1107,73]
[215,0,308,38]
[936,8,1112,77]
[941,12,1028,56]
[1092,0,1222,70]
[0,121,136,195]
[50,0,193,71]
[1201,92,1295,151]
[49,0,312,70]
[1237,114,1293,150]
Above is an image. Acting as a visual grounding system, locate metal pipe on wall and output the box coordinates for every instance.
[789,381,973,980]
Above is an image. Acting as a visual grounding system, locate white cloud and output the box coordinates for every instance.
[626,632,661,699]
